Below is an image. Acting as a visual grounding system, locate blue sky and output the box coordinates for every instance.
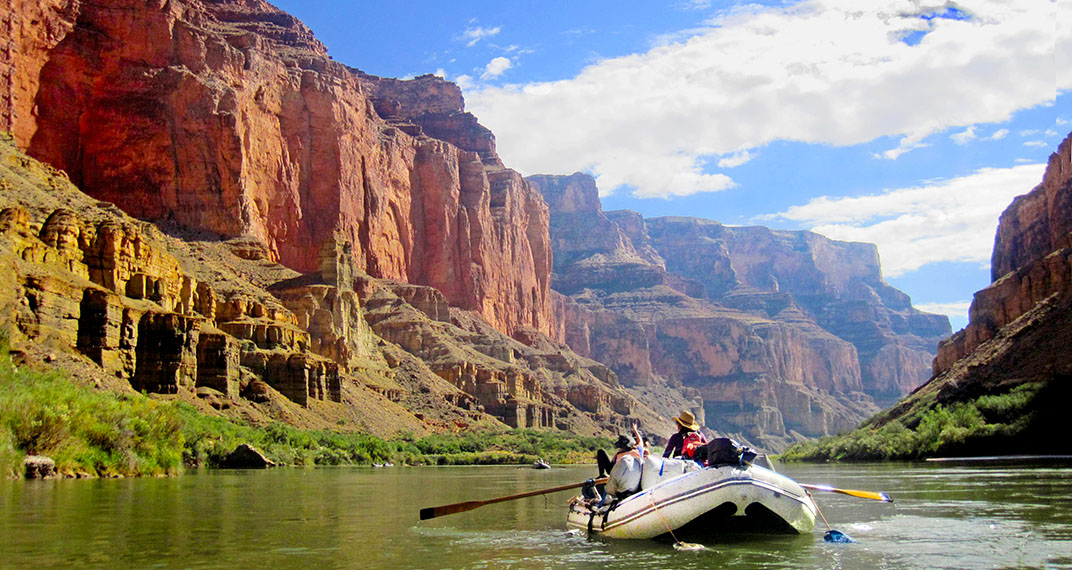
[270,0,1070,330]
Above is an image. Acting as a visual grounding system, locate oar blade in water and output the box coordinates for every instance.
[420,501,483,520]
[823,529,856,543]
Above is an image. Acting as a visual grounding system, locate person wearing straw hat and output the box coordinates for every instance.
[663,410,707,459]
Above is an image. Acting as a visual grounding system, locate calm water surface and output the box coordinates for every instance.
[2,462,1070,569]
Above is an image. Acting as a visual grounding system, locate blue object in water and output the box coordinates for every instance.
[823,530,856,543]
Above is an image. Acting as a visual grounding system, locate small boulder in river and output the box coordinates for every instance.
[220,444,276,469]
[23,455,56,479]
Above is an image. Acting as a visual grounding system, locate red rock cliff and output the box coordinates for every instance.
[935,132,1072,374]
[643,217,950,405]
[529,173,900,451]
[1,0,554,338]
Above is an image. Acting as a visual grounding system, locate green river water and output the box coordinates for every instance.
[2,462,1070,569]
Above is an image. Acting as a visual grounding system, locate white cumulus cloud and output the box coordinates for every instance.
[717,150,754,168]
[763,163,1047,277]
[464,0,1057,199]
[1061,0,1072,90]
[481,57,513,80]
[950,127,977,145]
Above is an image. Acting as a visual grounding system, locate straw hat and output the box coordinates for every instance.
[674,410,700,431]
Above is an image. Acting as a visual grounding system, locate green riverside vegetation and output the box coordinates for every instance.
[180,408,611,469]
[779,382,1043,461]
[0,339,611,478]
[0,347,185,478]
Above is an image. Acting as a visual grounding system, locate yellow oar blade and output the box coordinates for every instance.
[801,483,893,502]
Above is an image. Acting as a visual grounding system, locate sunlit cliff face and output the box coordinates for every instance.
[6,0,555,339]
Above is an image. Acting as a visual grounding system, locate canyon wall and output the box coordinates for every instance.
[1,0,982,451]
[0,135,348,411]
[0,0,674,441]
[0,133,656,437]
[935,133,1072,374]
[643,217,950,405]
[529,173,950,450]
[853,132,1072,457]
[1,0,553,338]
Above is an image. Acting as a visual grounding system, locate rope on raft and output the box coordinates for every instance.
[649,490,706,551]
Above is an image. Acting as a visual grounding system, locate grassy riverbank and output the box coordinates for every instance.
[181,409,610,468]
[0,349,185,478]
[780,382,1043,461]
[0,346,610,478]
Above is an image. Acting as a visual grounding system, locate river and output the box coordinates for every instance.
[2,462,1070,569]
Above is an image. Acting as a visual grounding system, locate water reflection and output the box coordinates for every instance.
[0,463,1070,569]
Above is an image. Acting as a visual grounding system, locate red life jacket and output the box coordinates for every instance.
[681,432,706,459]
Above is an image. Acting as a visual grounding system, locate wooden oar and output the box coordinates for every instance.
[419,477,608,520]
[801,483,893,502]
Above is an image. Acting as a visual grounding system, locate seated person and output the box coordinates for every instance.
[597,428,646,477]
[663,411,707,460]
[596,435,630,478]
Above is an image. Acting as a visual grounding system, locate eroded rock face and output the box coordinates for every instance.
[4,0,554,339]
[643,217,950,405]
[936,133,1072,374]
[0,136,346,408]
[992,135,1072,280]
[530,172,949,450]
[357,276,660,434]
[0,135,655,437]
[530,174,672,296]
[0,197,342,405]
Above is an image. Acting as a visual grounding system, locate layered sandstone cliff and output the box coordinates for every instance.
[2,0,654,436]
[0,120,652,437]
[853,132,1072,455]
[2,0,553,338]
[934,133,1072,374]
[643,217,950,405]
[529,173,949,451]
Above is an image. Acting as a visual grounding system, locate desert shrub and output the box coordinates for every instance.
[0,430,16,479]
[410,429,611,465]
[0,353,184,477]
[177,408,420,467]
[974,383,1039,424]
[0,341,615,473]
[781,384,1046,462]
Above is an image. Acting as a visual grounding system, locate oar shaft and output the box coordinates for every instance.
[420,477,609,520]
[481,477,608,506]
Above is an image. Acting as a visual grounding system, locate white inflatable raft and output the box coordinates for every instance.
[567,456,817,540]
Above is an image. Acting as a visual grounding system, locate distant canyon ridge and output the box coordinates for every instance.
[0,0,950,450]
[530,174,949,449]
